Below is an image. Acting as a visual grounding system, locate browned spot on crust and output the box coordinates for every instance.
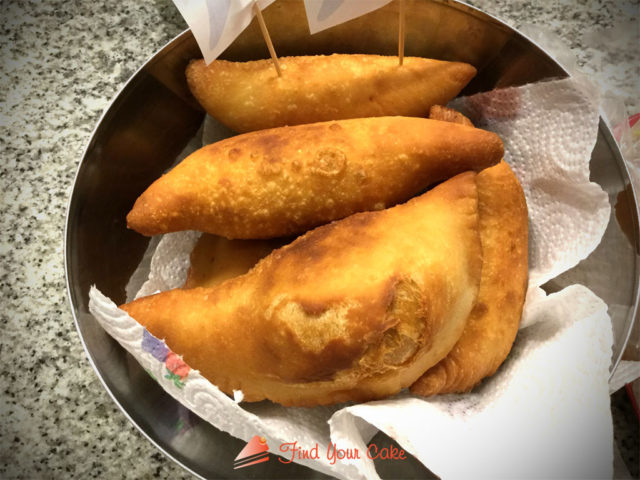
[309,148,347,176]
[473,302,488,316]
[304,338,365,381]
[504,290,516,305]
[381,276,401,314]
[291,159,302,171]
[257,156,283,176]
[297,300,330,316]
[261,323,365,382]
[227,148,242,161]
[252,132,289,155]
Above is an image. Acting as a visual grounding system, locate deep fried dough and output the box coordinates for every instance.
[410,161,528,396]
[186,54,476,132]
[429,104,474,126]
[126,117,503,238]
[121,173,482,407]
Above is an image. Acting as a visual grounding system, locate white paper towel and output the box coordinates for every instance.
[89,78,616,479]
[452,78,610,290]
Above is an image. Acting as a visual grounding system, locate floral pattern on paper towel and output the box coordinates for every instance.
[141,328,169,361]
[141,328,191,389]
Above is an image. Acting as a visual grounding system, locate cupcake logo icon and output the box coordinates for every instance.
[234,435,270,469]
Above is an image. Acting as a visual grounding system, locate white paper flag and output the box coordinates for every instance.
[173,0,276,64]
[303,0,393,34]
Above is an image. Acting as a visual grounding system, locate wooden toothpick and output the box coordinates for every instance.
[253,1,282,77]
[398,0,406,66]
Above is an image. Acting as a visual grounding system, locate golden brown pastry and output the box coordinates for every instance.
[121,172,483,406]
[127,117,503,238]
[184,235,287,289]
[186,54,476,133]
[428,104,474,126]
[410,161,528,396]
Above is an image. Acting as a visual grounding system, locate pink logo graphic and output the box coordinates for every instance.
[234,435,269,469]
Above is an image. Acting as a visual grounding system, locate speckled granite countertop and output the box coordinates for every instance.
[0,0,638,478]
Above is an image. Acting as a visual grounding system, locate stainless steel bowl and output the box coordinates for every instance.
[65,0,639,477]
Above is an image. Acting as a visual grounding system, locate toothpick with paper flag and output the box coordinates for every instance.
[172,0,279,71]
[303,0,406,64]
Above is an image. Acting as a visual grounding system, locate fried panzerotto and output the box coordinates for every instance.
[186,54,476,132]
[411,161,528,396]
[126,117,503,238]
[121,173,482,407]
